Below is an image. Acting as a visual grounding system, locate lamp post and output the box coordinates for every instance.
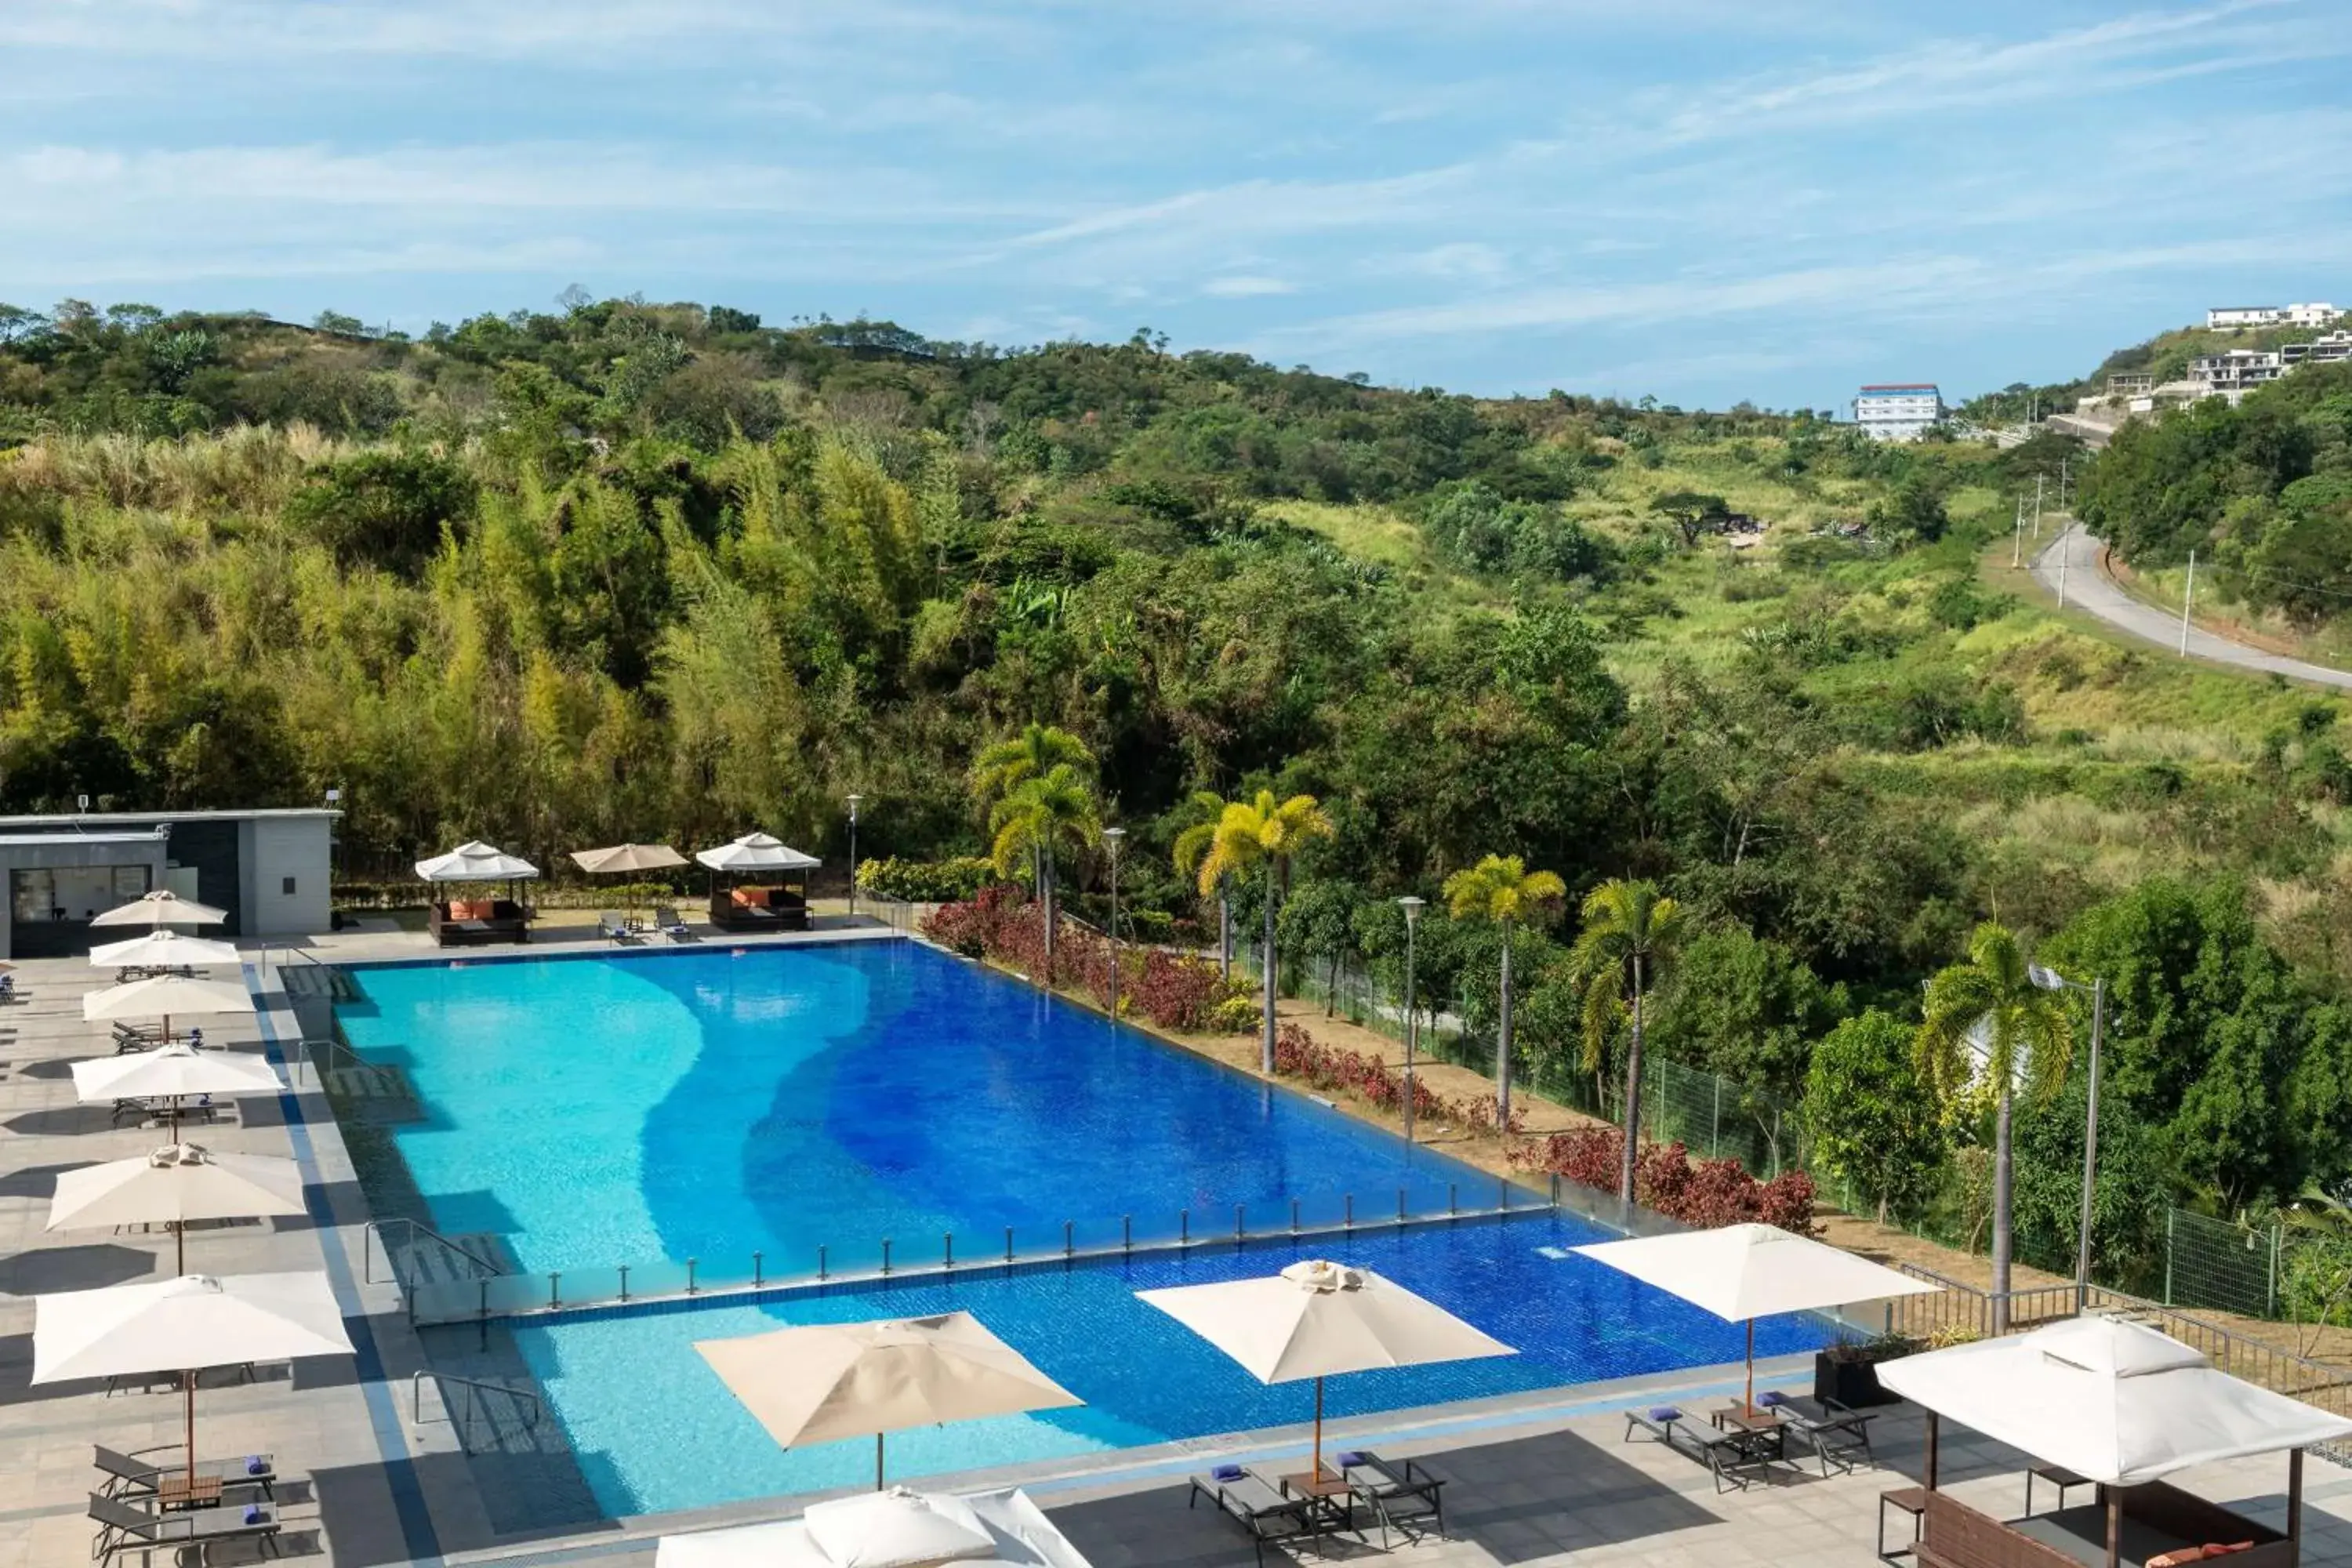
[325,786,342,930]
[1102,827,1125,1019]
[2031,962,2108,1312]
[846,794,863,920]
[1398,896,1425,1145]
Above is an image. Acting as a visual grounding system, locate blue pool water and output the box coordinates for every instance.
[514,1213,1833,1517]
[334,939,1835,1522]
[332,940,1494,1276]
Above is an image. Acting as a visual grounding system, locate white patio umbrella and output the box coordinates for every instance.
[1878,1316,2352,1486]
[82,973,256,1044]
[89,929,241,971]
[695,1312,1080,1490]
[89,890,228,929]
[31,1271,351,1489]
[1573,1222,1939,1414]
[694,832,822,873]
[415,840,539,881]
[47,1142,305,1272]
[72,1041,284,1116]
[656,1486,1094,1568]
[1138,1259,1515,1477]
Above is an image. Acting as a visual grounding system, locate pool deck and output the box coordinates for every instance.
[7,931,2352,1568]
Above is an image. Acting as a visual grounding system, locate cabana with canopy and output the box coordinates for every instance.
[1877,1315,2352,1568]
[416,840,539,946]
[695,832,819,932]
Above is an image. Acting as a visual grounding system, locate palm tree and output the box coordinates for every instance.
[971,724,1093,902]
[1568,879,1687,1203]
[1443,855,1567,1123]
[989,764,1101,978]
[1916,921,2073,1332]
[1195,789,1334,1073]
[1171,789,1235,978]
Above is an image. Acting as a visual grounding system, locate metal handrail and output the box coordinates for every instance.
[367,1217,500,1287]
[412,1369,541,1454]
[299,1036,378,1089]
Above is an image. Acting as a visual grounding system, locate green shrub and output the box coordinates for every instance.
[856,855,995,902]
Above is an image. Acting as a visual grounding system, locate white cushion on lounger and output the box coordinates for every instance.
[804,1489,998,1568]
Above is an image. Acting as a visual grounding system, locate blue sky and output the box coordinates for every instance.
[3,0,2348,411]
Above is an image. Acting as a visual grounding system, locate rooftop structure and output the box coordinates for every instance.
[1853,383,1944,443]
[2282,331,2352,369]
[2208,303,2341,330]
[0,806,336,958]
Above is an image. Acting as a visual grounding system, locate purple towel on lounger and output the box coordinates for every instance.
[1212,1464,1245,1483]
[245,1506,266,1525]
[1649,1406,1681,1423]
[1336,1451,1367,1468]
[248,1456,268,1475]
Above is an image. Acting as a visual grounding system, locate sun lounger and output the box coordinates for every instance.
[0,972,16,1003]
[597,910,639,944]
[654,905,693,940]
[1756,1391,1878,1475]
[89,1491,281,1563]
[96,1444,275,1501]
[1335,1450,1445,1545]
[1188,1467,1325,1566]
[1624,1405,1781,1493]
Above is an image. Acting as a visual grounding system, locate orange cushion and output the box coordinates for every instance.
[2147,1552,2205,1568]
[2204,1546,2256,1559]
[732,887,769,908]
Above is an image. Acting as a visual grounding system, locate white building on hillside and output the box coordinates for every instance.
[2208,303,2342,329]
[2282,331,2352,369]
[1853,383,1944,441]
[2190,348,2286,404]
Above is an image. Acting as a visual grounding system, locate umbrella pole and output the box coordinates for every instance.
[1313,1376,1324,1479]
[185,1370,198,1487]
[174,1221,184,1276]
[876,1432,885,1492]
[1745,1319,1755,1415]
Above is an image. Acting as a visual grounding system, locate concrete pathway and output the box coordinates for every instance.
[2032,524,2352,691]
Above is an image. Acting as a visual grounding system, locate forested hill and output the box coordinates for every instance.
[18,293,2352,1280]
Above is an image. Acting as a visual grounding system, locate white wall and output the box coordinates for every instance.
[239,816,332,938]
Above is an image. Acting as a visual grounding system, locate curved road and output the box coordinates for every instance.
[2031,524,2352,692]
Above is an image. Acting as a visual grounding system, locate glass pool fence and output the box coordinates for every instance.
[383,1170,1620,1327]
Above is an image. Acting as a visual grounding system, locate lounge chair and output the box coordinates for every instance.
[89,1491,281,1563]
[653,906,693,941]
[96,1444,275,1501]
[0,972,16,1003]
[1756,1391,1878,1475]
[597,911,638,945]
[1187,1467,1325,1566]
[1624,1405,1781,1494]
[1336,1450,1445,1545]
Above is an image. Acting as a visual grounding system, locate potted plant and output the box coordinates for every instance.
[1813,1330,1915,1408]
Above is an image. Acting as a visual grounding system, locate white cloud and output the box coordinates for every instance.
[1200,274,1295,297]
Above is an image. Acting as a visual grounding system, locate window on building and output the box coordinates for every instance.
[9,864,151,924]
[283,877,298,897]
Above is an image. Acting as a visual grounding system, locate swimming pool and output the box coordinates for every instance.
[508,1212,1834,1518]
[332,939,1494,1277]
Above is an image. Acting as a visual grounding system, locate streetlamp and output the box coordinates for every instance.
[1398,896,1425,1145]
[2030,962,2108,1312]
[325,786,343,931]
[846,794,863,920]
[1102,827,1125,1019]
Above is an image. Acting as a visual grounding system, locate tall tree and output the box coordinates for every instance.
[972,724,1093,902]
[988,763,1100,977]
[1196,789,1334,1073]
[1915,921,2074,1331]
[1170,787,1235,977]
[1569,879,1687,1202]
[1443,854,1566,1122]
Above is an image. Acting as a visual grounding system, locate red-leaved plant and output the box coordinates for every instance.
[1510,1126,1816,1235]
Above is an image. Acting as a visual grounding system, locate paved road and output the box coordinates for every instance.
[2030,524,2352,691]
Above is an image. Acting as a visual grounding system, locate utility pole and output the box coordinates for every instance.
[2033,474,2045,539]
[2012,495,2024,568]
[2060,456,2072,510]
[2058,526,2071,609]
[2180,550,2197,656]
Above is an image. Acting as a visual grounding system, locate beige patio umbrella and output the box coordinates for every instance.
[570,843,688,927]
[82,973,256,1044]
[1138,1260,1515,1478]
[89,890,229,929]
[72,1042,284,1130]
[695,1312,1081,1490]
[31,1272,351,1490]
[48,1143,305,1273]
[89,929,241,971]
[1574,1222,1939,1414]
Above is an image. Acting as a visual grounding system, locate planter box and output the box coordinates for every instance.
[1814,1352,1898,1408]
